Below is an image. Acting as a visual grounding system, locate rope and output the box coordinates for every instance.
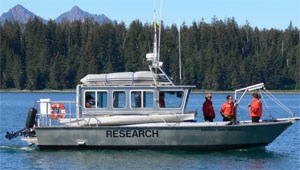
[263,90,295,117]
[260,90,268,108]
[259,90,274,119]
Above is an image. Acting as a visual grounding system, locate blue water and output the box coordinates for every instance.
[0,92,299,169]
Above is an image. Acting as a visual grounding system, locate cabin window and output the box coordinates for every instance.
[131,91,142,108]
[159,91,184,108]
[144,91,154,108]
[85,91,108,109]
[130,91,153,108]
[113,91,126,108]
[97,91,107,108]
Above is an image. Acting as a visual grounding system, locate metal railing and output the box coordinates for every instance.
[34,99,77,127]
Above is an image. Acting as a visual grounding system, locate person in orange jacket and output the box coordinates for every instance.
[220,95,236,123]
[202,93,215,122]
[248,92,262,123]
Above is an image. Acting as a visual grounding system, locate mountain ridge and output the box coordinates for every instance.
[0,4,46,23]
[55,5,111,23]
[0,4,111,24]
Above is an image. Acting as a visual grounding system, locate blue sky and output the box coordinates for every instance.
[0,0,299,30]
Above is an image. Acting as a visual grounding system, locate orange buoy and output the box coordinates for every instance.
[50,103,66,119]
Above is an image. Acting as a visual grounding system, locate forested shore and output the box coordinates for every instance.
[1,89,299,94]
[1,17,299,90]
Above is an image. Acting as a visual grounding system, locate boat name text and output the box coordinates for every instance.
[106,129,159,138]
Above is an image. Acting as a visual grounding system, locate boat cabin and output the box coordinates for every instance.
[76,71,194,117]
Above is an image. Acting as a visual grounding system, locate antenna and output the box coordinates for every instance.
[157,0,163,62]
[147,0,174,86]
[178,18,182,81]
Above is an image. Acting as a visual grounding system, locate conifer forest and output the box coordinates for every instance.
[1,18,299,90]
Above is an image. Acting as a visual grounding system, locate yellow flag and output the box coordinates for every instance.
[154,20,159,30]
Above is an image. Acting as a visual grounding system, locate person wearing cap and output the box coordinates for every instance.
[202,93,215,122]
[220,95,236,123]
[248,92,262,123]
[85,93,95,108]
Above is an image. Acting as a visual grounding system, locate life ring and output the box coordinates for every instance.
[50,103,66,119]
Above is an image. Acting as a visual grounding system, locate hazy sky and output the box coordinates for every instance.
[0,0,299,30]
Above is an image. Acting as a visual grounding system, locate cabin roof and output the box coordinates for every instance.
[80,71,173,86]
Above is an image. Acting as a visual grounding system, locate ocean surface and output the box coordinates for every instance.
[0,92,299,170]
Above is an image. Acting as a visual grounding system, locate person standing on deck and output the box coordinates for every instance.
[202,93,215,122]
[248,92,263,123]
[220,95,236,123]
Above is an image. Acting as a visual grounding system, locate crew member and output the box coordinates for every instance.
[220,95,236,123]
[248,92,262,123]
[202,93,215,122]
[85,93,95,108]
[159,92,165,108]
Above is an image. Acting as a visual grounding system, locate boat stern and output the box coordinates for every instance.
[21,137,39,146]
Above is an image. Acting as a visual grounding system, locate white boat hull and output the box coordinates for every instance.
[25,118,295,151]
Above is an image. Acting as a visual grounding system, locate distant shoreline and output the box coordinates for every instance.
[0,89,75,93]
[192,89,300,94]
[0,89,299,94]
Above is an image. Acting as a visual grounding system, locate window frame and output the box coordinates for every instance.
[112,90,127,109]
[158,90,184,109]
[84,90,108,109]
[130,90,154,109]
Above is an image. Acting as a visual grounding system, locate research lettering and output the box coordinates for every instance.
[106,129,158,138]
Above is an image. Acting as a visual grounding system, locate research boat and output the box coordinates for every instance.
[5,16,298,151]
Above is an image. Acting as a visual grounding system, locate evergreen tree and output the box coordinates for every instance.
[0,17,299,90]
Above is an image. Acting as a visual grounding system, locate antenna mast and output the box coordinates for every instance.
[157,0,162,62]
[178,19,182,81]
